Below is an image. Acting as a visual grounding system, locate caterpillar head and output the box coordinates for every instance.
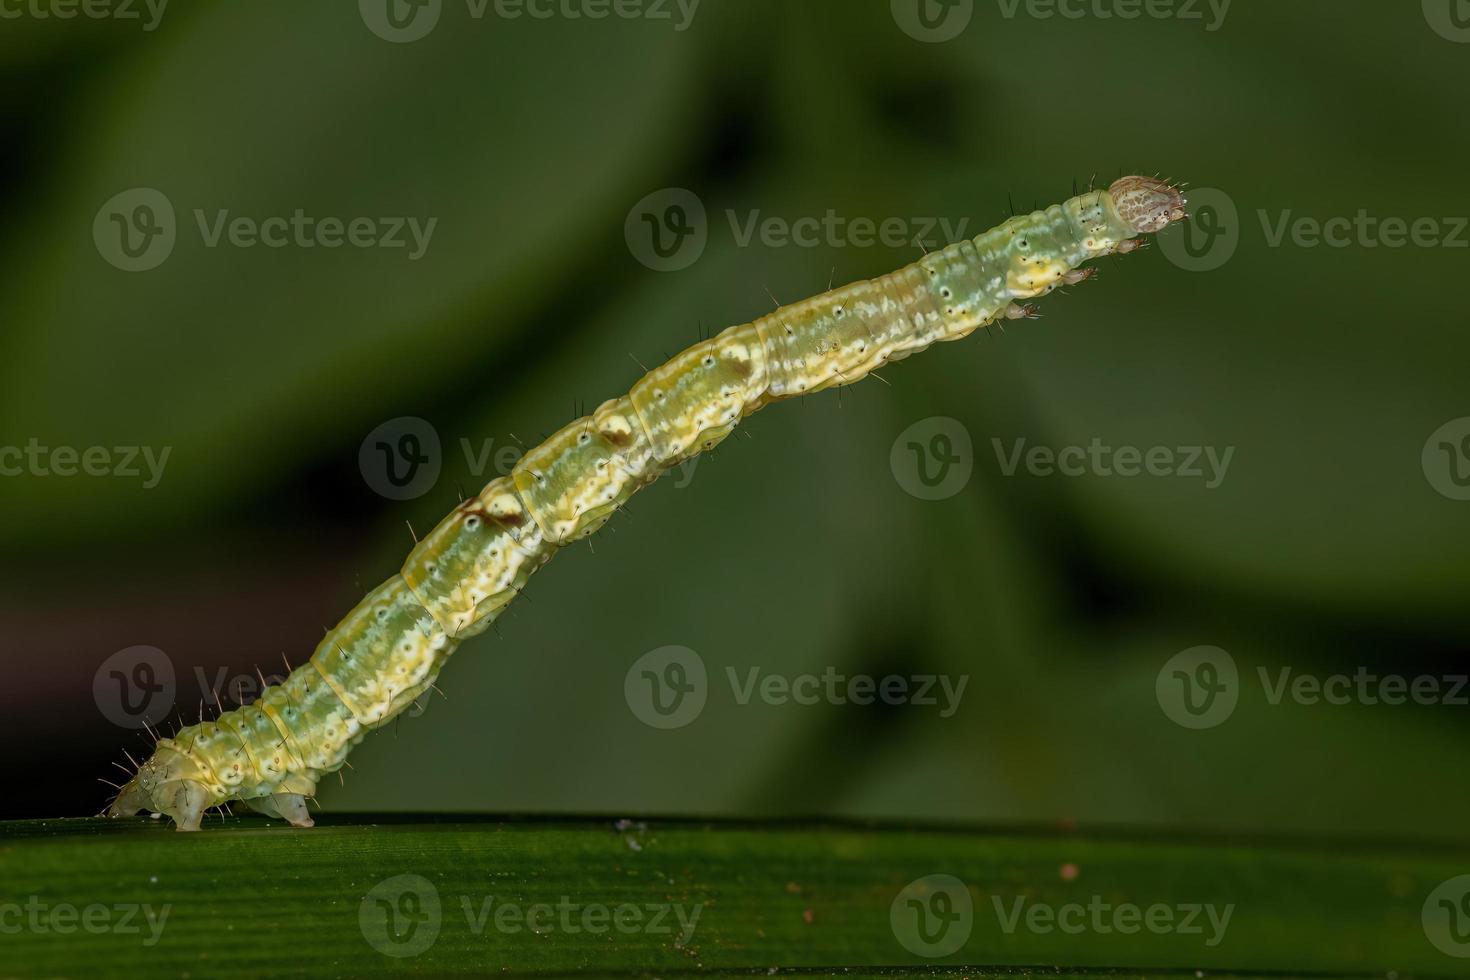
[105,742,214,832]
[1109,176,1187,234]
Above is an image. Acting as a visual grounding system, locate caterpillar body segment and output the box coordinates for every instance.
[106,176,1185,830]
[304,576,453,726]
[630,322,768,464]
[512,418,645,543]
[402,480,557,633]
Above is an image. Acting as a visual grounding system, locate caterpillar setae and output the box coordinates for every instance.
[105,176,1187,831]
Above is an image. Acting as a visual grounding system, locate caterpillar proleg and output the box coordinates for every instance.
[105,176,1187,830]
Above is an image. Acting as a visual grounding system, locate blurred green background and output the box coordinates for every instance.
[1,0,1466,840]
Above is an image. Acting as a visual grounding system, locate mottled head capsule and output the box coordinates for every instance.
[1109,176,1188,234]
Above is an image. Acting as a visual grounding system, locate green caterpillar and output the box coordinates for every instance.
[106,175,1187,830]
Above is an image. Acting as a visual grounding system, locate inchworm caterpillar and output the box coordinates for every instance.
[105,176,1187,830]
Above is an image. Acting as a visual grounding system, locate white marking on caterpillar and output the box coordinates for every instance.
[105,175,1187,830]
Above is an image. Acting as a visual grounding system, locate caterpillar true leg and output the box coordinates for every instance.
[104,176,1186,830]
